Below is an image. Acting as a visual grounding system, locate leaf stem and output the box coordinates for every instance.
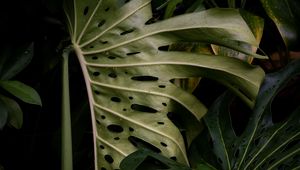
[62,46,73,170]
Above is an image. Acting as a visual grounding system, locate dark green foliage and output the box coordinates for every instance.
[189,59,300,170]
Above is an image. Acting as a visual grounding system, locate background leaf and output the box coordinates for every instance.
[260,0,300,50]
[0,99,8,129]
[0,95,23,129]
[0,43,34,80]
[0,81,42,106]
[189,59,300,169]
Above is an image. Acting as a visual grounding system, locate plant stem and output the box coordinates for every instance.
[62,46,73,170]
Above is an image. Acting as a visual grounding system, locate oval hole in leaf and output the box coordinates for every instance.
[120,29,135,35]
[131,76,159,81]
[83,6,89,15]
[98,20,106,27]
[107,124,124,133]
[170,156,177,161]
[131,104,158,113]
[101,167,106,170]
[108,73,117,78]
[104,155,114,164]
[128,136,161,153]
[111,97,121,102]
[105,7,110,12]
[127,52,140,56]
[158,45,170,51]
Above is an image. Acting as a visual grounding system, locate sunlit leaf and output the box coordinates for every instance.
[64,0,265,169]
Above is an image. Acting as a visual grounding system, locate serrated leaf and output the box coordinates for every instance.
[190,59,300,169]
[0,81,42,106]
[0,99,8,129]
[0,95,23,129]
[64,0,265,169]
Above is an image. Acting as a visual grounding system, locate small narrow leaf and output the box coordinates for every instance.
[0,81,42,106]
[0,95,23,129]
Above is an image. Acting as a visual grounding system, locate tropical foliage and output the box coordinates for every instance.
[0,0,299,170]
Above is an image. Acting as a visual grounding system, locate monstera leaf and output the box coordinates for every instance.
[189,59,300,170]
[64,0,265,169]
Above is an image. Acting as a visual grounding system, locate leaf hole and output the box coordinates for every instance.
[99,145,105,149]
[101,167,107,170]
[107,124,124,133]
[254,138,260,146]
[157,122,164,125]
[129,127,134,132]
[234,149,239,158]
[93,72,100,76]
[158,45,170,51]
[96,120,101,125]
[217,157,223,164]
[98,20,106,27]
[128,136,161,153]
[160,142,167,147]
[123,108,127,111]
[89,45,94,48]
[94,90,100,95]
[111,97,121,103]
[124,0,130,3]
[128,96,134,100]
[105,7,110,12]
[158,85,166,88]
[83,6,89,15]
[101,115,106,119]
[114,137,120,140]
[131,104,158,113]
[92,56,98,60]
[170,157,177,161]
[120,29,135,35]
[108,73,117,78]
[162,103,167,106]
[108,56,116,60]
[101,40,108,44]
[127,52,140,56]
[104,155,114,164]
[131,76,159,81]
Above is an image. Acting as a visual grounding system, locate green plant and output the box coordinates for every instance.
[0,43,42,129]
[189,59,300,170]
[63,0,266,169]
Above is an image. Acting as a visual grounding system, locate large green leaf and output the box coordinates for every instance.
[64,0,265,169]
[190,59,300,170]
